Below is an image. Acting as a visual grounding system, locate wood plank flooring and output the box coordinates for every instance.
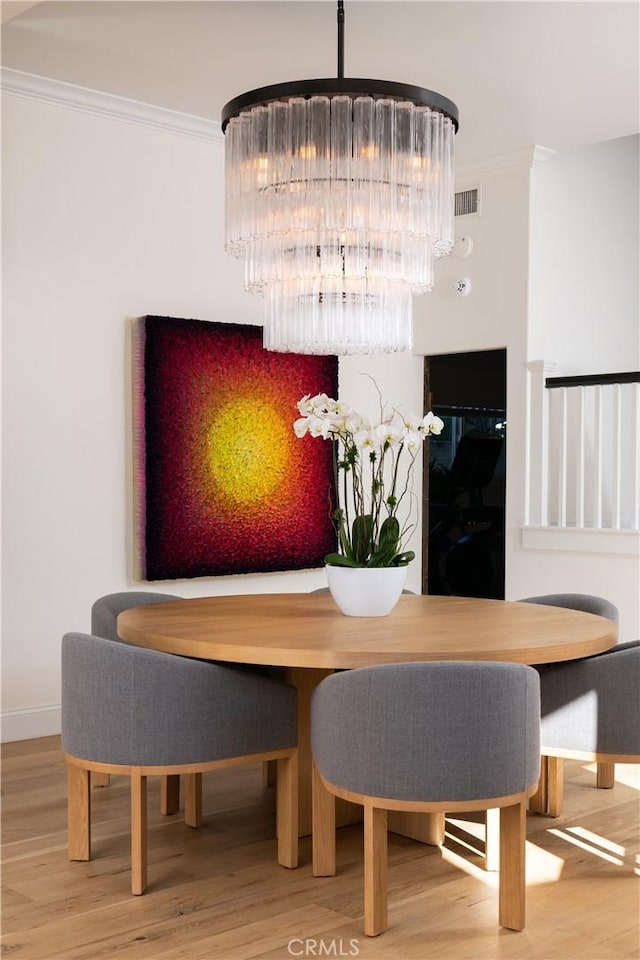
[2,736,639,960]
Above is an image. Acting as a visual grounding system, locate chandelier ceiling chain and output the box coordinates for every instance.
[221,1,459,355]
[337,0,344,79]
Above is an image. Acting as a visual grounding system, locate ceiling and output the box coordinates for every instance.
[2,1,638,167]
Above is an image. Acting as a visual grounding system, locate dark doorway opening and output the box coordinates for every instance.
[422,349,507,599]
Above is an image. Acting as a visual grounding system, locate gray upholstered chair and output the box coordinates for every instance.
[518,593,632,814]
[91,591,280,802]
[519,593,618,627]
[62,632,298,894]
[536,643,639,816]
[311,662,540,935]
[91,591,183,642]
[90,591,182,803]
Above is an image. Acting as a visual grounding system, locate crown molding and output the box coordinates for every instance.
[2,70,558,173]
[455,145,556,186]
[0,67,224,145]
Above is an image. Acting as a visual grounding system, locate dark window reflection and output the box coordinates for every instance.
[428,406,506,599]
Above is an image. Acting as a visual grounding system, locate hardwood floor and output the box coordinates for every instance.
[2,736,639,960]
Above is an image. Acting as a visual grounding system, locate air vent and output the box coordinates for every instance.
[455,186,480,217]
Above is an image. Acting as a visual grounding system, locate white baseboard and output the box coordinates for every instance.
[1,704,61,742]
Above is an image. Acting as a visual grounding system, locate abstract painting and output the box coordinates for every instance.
[133,315,338,580]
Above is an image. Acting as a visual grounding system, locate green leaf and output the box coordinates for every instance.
[324,553,361,567]
[351,514,374,565]
[378,516,400,548]
[338,523,355,561]
[392,551,415,566]
[333,508,355,561]
[368,544,398,567]
[368,517,402,567]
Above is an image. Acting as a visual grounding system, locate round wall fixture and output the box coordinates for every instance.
[453,278,472,297]
[453,236,474,259]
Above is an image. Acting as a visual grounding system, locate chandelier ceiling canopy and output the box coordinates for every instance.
[221,1,459,355]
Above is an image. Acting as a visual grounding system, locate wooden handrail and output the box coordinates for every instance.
[546,371,640,389]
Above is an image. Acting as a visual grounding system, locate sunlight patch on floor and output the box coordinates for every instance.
[547,827,625,865]
[520,839,565,885]
[568,825,626,857]
[444,814,566,887]
[440,837,565,887]
[440,842,498,887]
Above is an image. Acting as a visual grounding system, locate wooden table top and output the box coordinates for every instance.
[117,593,617,669]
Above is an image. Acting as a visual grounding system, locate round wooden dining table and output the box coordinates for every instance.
[118,592,617,837]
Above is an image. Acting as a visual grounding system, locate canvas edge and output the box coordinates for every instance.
[131,316,147,580]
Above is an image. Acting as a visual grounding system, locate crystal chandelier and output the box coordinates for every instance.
[221,1,459,355]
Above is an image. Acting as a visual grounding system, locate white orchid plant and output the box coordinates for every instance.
[294,388,444,568]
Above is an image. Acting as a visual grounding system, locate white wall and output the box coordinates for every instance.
[414,151,535,621]
[512,135,640,634]
[1,83,423,740]
[529,135,639,373]
[3,81,637,741]
[412,143,639,642]
[339,351,426,591]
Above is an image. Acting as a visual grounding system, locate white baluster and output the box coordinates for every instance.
[525,360,555,527]
[594,385,603,530]
[612,384,622,530]
[576,386,585,528]
[634,382,640,531]
[558,388,568,527]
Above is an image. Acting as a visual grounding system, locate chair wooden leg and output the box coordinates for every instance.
[312,761,336,877]
[498,800,526,931]
[547,757,564,817]
[485,807,500,871]
[67,762,91,861]
[529,755,548,814]
[263,759,277,786]
[596,761,615,789]
[184,773,203,828]
[130,770,147,895]
[91,772,110,788]
[160,775,180,815]
[276,753,298,868]
[364,804,388,937]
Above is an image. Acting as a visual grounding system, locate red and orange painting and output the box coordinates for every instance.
[133,316,337,580]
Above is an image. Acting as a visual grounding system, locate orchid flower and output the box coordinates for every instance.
[422,411,444,435]
[294,387,443,568]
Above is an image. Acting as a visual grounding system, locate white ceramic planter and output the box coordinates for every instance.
[326,564,408,617]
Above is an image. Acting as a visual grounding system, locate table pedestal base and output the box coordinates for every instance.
[388,810,445,845]
[285,666,443,844]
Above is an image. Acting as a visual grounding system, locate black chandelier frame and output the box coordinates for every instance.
[221,1,459,133]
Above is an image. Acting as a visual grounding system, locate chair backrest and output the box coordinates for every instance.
[91,591,181,641]
[61,632,296,767]
[311,661,540,803]
[518,593,618,623]
[539,640,640,756]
